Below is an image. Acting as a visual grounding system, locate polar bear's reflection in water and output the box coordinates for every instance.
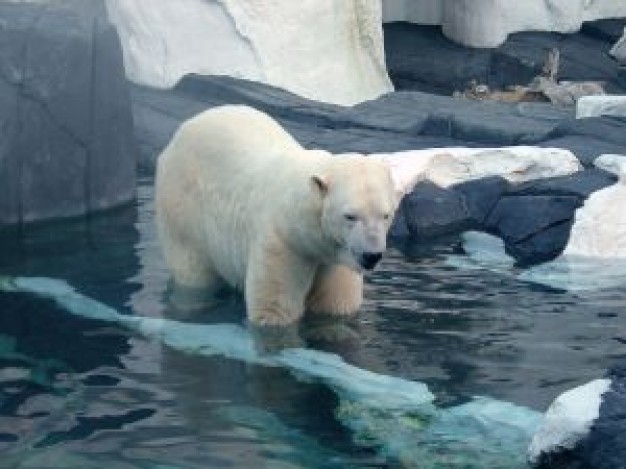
[159,283,390,462]
[163,277,376,361]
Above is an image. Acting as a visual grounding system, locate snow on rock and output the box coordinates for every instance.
[371,146,581,196]
[105,0,393,106]
[611,27,626,64]
[528,379,612,464]
[563,154,626,258]
[577,95,626,119]
[383,0,626,48]
[447,155,626,292]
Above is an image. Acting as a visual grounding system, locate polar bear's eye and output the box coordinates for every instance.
[383,213,390,220]
[344,213,358,222]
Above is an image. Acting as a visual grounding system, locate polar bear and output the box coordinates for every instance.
[155,105,398,326]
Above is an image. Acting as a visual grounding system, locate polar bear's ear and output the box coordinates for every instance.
[311,175,329,196]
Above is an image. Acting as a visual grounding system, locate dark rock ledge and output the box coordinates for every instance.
[132,73,621,265]
[0,0,135,226]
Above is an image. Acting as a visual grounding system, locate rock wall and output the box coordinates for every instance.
[383,0,626,48]
[577,96,626,119]
[105,0,393,106]
[0,0,136,225]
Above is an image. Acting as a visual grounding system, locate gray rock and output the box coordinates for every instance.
[399,181,471,239]
[132,74,571,169]
[547,116,626,148]
[0,0,135,225]
[0,79,20,225]
[578,364,626,469]
[506,169,618,198]
[453,177,509,225]
[130,72,621,264]
[539,136,626,167]
[581,19,626,43]
[89,16,136,211]
[486,195,582,264]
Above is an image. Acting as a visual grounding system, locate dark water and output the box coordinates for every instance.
[0,179,624,468]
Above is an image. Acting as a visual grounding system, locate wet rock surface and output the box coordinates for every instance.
[0,0,135,225]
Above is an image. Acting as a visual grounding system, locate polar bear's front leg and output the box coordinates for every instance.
[245,241,317,326]
[306,265,363,316]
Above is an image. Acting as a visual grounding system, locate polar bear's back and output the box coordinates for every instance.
[155,105,312,289]
[170,105,302,175]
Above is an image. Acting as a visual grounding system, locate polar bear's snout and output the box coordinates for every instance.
[359,251,383,270]
[345,217,389,271]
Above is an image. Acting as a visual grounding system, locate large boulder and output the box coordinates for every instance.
[0,0,136,225]
[105,0,393,106]
[383,0,626,48]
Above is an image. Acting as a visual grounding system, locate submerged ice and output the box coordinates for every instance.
[447,231,626,292]
[0,276,543,468]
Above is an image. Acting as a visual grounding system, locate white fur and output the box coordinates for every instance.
[155,105,397,325]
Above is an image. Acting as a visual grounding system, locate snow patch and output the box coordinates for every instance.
[528,378,612,463]
[577,95,626,119]
[372,146,581,196]
[105,0,393,105]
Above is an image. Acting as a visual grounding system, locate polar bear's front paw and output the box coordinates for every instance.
[307,294,362,317]
[248,305,304,326]
[306,265,363,317]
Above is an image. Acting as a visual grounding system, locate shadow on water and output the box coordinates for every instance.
[0,179,624,468]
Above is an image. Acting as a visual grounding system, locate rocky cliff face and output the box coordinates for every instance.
[0,0,136,225]
[383,0,626,48]
[105,0,394,106]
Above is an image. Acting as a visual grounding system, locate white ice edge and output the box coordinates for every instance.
[371,146,581,197]
[447,231,626,292]
[528,378,612,463]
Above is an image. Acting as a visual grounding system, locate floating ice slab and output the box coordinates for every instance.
[528,379,611,463]
[0,276,543,468]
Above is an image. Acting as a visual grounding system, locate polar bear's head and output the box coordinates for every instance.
[313,156,399,272]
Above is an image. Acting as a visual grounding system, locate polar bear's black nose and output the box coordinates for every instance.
[360,252,383,270]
